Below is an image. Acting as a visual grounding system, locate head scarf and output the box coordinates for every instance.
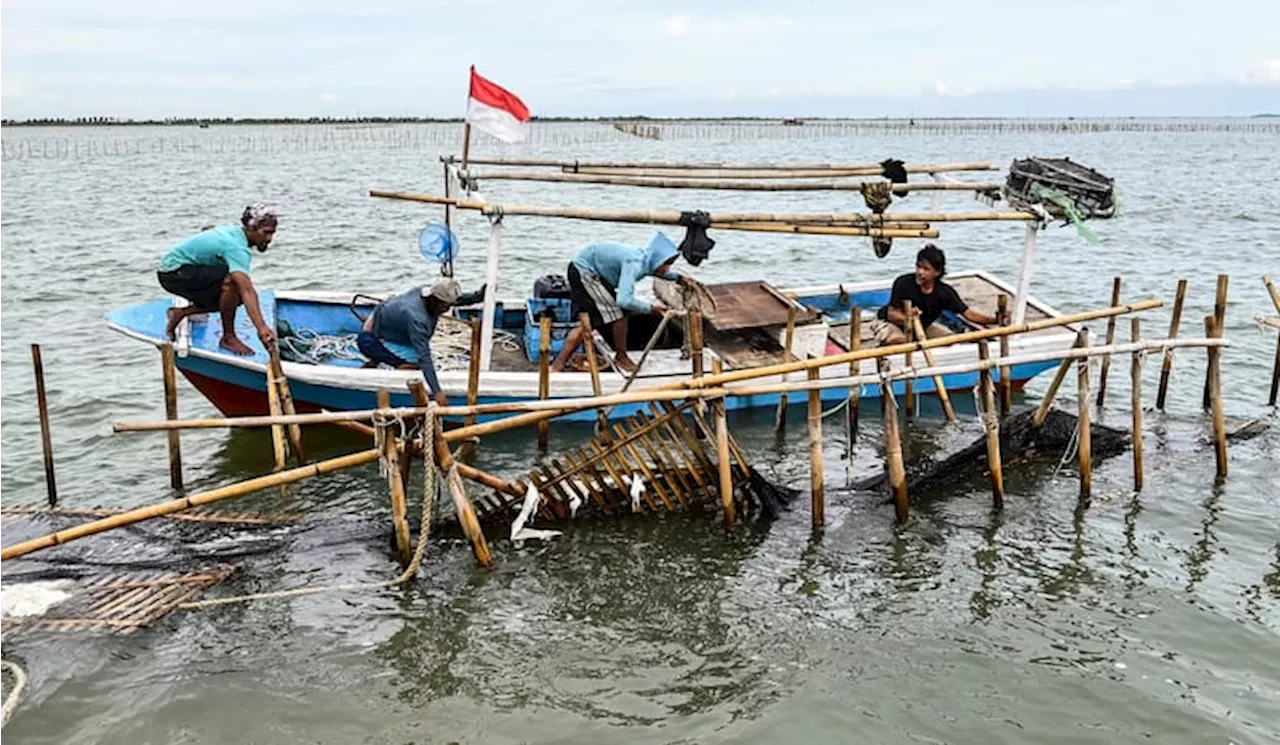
[241,203,279,229]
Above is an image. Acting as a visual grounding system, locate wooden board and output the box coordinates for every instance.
[704,281,818,332]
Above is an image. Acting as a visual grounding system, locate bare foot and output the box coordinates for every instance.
[165,308,182,340]
[396,363,417,371]
[219,336,255,356]
[614,356,638,374]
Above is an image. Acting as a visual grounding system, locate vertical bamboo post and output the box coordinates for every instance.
[903,300,915,420]
[268,345,305,465]
[1076,329,1093,502]
[846,309,861,456]
[1203,274,1228,409]
[434,418,494,567]
[1265,275,1280,406]
[31,344,58,506]
[807,366,825,528]
[1033,334,1086,427]
[537,315,551,449]
[578,312,610,435]
[1156,279,1187,410]
[161,343,184,491]
[461,319,483,457]
[880,360,909,522]
[712,359,735,529]
[265,359,287,475]
[997,294,1013,416]
[688,309,705,379]
[1206,316,1228,478]
[977,341,1004,509]
[775,306,797,433]
[1130,318,1145,492]
[1096,277,1121,409]
[378,388,412,564]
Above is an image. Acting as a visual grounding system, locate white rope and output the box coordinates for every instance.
[180,406,441,610]
[1,659,26,729]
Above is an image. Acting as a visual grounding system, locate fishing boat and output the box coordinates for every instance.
[106,155,1112,422]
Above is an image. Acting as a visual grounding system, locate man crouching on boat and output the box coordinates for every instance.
[549,232,690,374]
[869,244,997,345]
[157,204,279,356]
[356,279,486,406]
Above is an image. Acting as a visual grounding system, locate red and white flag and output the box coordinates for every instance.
[465,66,530,143]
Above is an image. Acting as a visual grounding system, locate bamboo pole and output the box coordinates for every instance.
[1264,276,1280,406]
[269,345,305,464]
[369,190,1040,225]
[712,359,735,529]
[881,361,909,522]
[977,341,1004,509]
[1,449,381,561]
[709,222,939,240]
[1131,318,1145,492]
[807,367,825,528]
[376,388,411,564]
[903,300,915,420]
[1096,277,1122,409]
[1077,330,1093,501]
[1034,334,1086,427]
[463,169,1006,192]
[559,163,997,178]
[265,361,288,474]
[1156,279,1188,410]
[579,313,610,435]
[161,343,184,491]
[689,309,705,379]
[997,294,1013,415]
[537,315,551,449]
[1203,274,1229,409]
[117,300,1170,438]
[910,314,956,421]
[461,319,483,457]
[775,306,797,433]
[451,155,994,173]
[31,344,57,506]
[847,309,862,455]
[432,417,493,567]
[1206,316,1228,478]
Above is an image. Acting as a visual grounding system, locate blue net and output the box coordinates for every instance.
[418,223,459,264]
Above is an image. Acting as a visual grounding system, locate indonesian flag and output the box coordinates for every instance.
[465,66,530,143]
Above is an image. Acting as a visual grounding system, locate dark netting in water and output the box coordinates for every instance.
[852,407,1129,496]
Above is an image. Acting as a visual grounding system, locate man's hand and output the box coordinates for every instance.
[257,324,277,347]
[434,391,449,407]
[473,284,487,300]
[651,303,670,316]
[675,274,691,287]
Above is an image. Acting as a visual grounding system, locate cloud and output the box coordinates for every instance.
[665,15,691,35]
[320,92,338,104]
[1246,58,1280,82]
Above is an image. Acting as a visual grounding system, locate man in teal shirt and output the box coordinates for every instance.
[157,204,278,355]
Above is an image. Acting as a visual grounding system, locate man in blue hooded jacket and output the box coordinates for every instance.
[550,232,689,374]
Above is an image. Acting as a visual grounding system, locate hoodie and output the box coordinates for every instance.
[571,232,679,314]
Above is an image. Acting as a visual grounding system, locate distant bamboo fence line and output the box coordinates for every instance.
[3,118,1277,161]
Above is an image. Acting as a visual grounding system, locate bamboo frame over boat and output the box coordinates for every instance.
[460,169,1005,193]
[448,156,996,174]
[369,190,1040,225]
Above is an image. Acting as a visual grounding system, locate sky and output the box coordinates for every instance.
[2,0,1278,120]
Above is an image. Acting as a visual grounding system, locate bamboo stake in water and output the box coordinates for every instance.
[1131,318,1145,491]
[1096,277,1122,409]
[269,345,305,465]
[537,315,551,449]
[265,362,288,474]
[847,309,862,456]
[1033,334,1086,427]
[1206,316,1228,478]
[997,294,1013,415]
[775,306,797,433]
[712,359,735,529]
[881,360,909,522]
[910,315,956,421]
[579,313,610,435]
[1264,275,1280,406]
[1156,279,1188,410]
[903,300,915,421]
[462,319,483,457]
[31,344,57,506]
[161,343,184,491]
[1077,329,1093,502]
[807,366,825,528]
[1203,274,1229,409]
[977,341,1004,508]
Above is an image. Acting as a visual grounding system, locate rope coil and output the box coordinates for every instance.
[1,659,27,729]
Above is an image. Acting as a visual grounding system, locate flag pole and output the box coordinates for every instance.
[460,65,474,188]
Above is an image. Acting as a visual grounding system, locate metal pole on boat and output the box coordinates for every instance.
[478,216,502,372]
[1011,222,1039,325]
[31,344,58,506]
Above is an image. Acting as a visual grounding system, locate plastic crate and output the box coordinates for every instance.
[527,297,574,324]
[524,308,576,363]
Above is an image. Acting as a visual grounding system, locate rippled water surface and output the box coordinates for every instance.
[2,123,1279,743]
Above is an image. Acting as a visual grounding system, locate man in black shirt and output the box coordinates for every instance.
[870,244,997,345]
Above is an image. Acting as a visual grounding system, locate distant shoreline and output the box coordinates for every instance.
[2,114,1277,127]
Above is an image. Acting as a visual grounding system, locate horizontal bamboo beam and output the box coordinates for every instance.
[369,190,1039,224]
[448,156,995,173]
[711,222,938,239]
[2,449,380,561]
[463,169,1004,192]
